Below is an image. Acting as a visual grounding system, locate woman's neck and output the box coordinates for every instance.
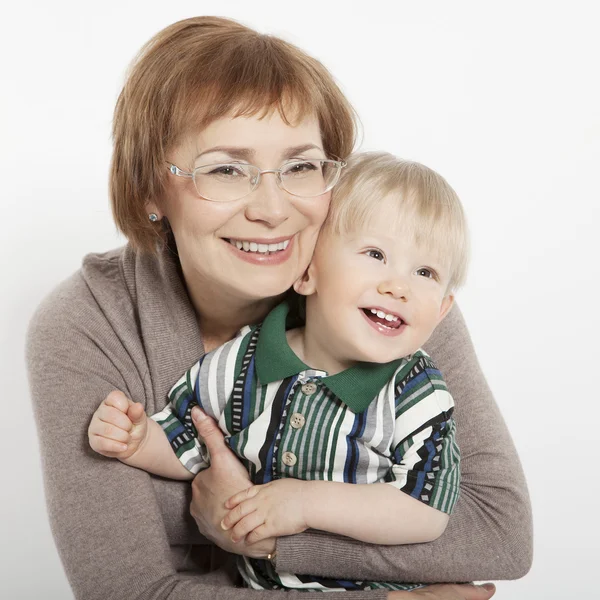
[187,278,284,352]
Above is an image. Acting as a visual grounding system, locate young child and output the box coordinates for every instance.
[88,152,469,591]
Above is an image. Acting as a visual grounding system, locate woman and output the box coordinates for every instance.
[26,16,531,600]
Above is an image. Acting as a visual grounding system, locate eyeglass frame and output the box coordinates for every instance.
[166,157,347,203]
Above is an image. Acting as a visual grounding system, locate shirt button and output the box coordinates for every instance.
[301,382,317,395]
[281,451,297,467]
[290,413,306,429]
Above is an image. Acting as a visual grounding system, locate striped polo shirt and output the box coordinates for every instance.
[152,300,460,591]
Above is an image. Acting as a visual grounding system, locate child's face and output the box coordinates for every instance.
[295,199,455,370]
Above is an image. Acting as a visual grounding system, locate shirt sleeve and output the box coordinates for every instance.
[151,326,255,475]
[151,360,210,475]
[385,352,460,515]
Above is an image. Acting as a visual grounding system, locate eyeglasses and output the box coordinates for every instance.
[167,158,346,203]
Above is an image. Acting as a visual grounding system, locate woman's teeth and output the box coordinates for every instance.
[370,308,399,323]
[229,239,290,253]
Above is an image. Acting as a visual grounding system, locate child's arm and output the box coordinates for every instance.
[222,478,448,545]
[88,391,193,481]
[223,357,460,547]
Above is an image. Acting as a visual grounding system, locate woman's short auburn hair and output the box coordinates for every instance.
[110,16,358,253]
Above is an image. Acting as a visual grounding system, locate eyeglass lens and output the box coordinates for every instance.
[192,160,341,202]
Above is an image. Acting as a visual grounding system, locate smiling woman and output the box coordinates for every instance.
[147,112,333,348]
[26,15,531,600]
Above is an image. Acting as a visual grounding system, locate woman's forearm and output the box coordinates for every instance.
[274,305,532,582]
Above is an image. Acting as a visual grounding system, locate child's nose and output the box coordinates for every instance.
[377,278,410,301]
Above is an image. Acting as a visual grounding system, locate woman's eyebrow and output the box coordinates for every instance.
[195,146,254,161]
[194,143,325,163]
[282,144,325,159]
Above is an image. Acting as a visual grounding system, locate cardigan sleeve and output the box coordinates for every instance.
[274,304,533,583]
[26,274,388,600]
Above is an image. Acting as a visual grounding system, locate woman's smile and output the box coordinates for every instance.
[224,234,295,265]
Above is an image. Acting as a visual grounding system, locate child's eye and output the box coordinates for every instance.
[415,267,435,279]
[365,249,386,262]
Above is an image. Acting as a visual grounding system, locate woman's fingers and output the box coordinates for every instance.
[191,407,228,458]
[246,523,270,545]
[396,583,496,600]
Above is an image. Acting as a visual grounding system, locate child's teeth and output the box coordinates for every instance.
[376,310,385,318]
[385,314,394,321]
[371,309,377,315]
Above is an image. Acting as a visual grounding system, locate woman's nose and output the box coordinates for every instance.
[377,277,410,301]
[244,173,291,227]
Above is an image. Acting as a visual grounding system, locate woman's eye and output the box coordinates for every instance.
[283,160,319,176]
[416,268,434,279]
[209,165,247,178]
[365,249,385,262]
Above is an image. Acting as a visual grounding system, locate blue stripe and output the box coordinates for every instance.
[343,410,366,483]
[411,430,440,499]
[241,354,255,430]
[166,422,186,442]
[401,369,433,396]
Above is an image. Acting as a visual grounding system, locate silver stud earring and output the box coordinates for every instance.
[148,213,159,222]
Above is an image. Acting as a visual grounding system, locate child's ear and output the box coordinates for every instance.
[438,294,455,322]
[293,264,317,296]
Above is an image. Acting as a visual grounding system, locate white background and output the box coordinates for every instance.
[1,1,599,599]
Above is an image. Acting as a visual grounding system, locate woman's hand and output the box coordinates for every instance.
[189,407,277,558]
[388,583,496,600]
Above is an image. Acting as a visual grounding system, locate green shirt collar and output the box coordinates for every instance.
[255,301,403,414]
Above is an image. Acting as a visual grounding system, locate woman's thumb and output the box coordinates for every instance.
[191,407,226,456]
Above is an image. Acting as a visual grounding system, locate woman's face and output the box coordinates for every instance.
[153,111,331,305]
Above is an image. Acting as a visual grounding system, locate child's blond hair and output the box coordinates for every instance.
[328,152,469,291]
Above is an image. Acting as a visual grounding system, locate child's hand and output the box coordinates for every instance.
[88,391,149,460]
[221,479,309,544]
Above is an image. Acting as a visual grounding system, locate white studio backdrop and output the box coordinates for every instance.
[1,1,598,598]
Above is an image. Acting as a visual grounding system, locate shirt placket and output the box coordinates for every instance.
[271,372,323,479]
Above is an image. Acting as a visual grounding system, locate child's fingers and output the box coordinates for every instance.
[88,419,131,444]
[96,404,134,432]
[104,391,131,412]
[225,485,259,510]
[221,497,258,530]
[229,511,265,543]
[89,434,128,456]
[126,402,147,425]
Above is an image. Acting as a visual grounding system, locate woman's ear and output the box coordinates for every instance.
[293,264,317,296]
[145,200,163,221]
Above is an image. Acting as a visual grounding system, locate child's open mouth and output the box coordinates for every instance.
[361,308,404,330]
